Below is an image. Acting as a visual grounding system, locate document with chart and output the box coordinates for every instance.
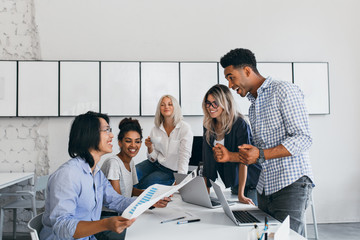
[121,170,197,219]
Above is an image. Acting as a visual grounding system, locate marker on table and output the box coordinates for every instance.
[260,217,269,240]
[177,219,200,224]
[161,216,185,224]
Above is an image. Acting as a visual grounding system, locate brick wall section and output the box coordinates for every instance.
[0,0,48,233]
[0,118,50,174]
[0,119,50,233]
[0,0,41,59]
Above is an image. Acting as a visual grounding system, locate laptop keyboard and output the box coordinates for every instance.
[210,198,235,207]
[232,210,260,223]
[210,199,221,206]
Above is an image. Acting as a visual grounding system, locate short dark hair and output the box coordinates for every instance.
[118,118,143,141]
[220,48,259,74]
[68,111,110,168]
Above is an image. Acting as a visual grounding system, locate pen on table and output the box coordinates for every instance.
[260,217,269,240]
[177,219,200,224]
[161,216,185,224]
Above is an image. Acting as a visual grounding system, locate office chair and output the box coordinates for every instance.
[304,191,319,240]
[27,213,43,240]
[0,175,49,239]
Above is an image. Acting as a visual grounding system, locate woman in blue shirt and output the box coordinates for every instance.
[40,111,169,240]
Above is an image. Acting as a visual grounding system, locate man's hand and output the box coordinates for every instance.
[153,196,171,208]
[238,144,260,165]
[213,143,232,162]
[105,216,136,234]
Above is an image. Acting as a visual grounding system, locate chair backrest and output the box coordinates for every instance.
[28,213,43,240]
[34,175,49,192]
[189,136,203,166]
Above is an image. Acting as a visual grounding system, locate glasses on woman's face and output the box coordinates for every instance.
[100,127,112,134]
[205,100,219,109]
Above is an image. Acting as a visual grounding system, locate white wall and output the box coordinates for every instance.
[16,0,360,224]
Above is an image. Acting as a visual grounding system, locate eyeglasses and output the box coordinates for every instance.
[205,100,219,109]
[100,128,112,134]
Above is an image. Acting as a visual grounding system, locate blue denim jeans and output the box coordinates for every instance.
[135,160,175,189]
[257,176,313,237]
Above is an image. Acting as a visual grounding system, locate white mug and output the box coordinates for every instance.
[151,137,161,145]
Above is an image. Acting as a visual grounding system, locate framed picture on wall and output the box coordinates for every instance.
[140,62,179,116]
[0,61,17,117]
[180,62,218,116]
[293,62,330,114]
[257,62,293,83]
[18,61,59,116]
[60,61,100,116]
[101,61,140,116]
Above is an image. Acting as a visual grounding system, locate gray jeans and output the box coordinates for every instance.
[257,176,313,236]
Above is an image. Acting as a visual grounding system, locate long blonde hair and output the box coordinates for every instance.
[202,84,242,145]
[154,95,183,127]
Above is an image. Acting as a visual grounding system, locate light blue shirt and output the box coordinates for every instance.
[40,157,136,240]
[247,77,314,195]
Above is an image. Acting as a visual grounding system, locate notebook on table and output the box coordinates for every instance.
[210,179,280,226]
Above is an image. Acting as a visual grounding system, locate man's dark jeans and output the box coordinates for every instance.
[257,176,313,236]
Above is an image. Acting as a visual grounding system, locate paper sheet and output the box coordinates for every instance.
[274,215,290,240]
[122,170,197,219]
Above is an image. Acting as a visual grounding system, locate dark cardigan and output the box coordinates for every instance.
[202,116,261,188]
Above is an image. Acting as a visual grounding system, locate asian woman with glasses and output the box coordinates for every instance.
[40,112,170,240]
[202,84,261,205]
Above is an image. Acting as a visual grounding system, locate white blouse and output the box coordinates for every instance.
[147,120,193,174]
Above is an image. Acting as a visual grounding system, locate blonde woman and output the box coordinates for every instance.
[202,84,261,205]
[136,95,193,189]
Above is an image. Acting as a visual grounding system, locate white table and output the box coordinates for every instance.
[0,172,35,239]
[126,193,306,240]
[0,172,35,190]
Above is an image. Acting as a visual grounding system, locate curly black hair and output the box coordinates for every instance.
[118,118,143,141]
[220,48,259,74]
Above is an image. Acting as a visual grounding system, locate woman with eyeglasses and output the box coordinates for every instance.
[202,84,261,205]
[135,95,193,189]
[40,112,169,240]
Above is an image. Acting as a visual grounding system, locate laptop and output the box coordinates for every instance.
[210,179,280,226]
[174,173,231,208]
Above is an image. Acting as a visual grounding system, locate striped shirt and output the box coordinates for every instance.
[247,77,314,195]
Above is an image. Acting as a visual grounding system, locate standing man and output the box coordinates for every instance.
[214,48,314,236]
